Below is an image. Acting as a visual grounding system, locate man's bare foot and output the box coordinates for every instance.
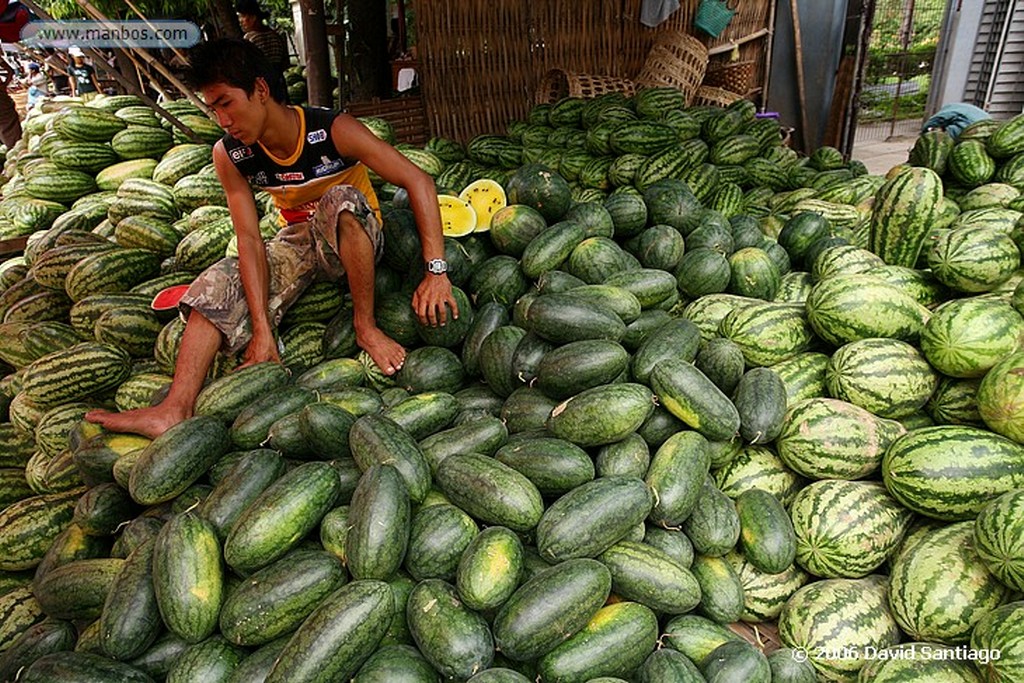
[356,325,406,376]
[84,404,190,440]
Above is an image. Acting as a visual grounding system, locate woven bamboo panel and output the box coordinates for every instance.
[411,0,772,143]
[345,96,429,146]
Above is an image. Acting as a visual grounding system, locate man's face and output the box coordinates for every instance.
[202,81,266,145]
[238,12,258,32]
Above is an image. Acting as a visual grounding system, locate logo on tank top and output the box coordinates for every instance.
[276,172,305,181]
[313,155,343,177]
[229,146,253,161]
[254,171,268,185]
[307,128,328,144]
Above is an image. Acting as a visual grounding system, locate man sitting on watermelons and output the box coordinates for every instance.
[86,38,456,438]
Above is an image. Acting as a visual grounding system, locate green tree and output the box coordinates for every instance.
[869,0,945,52]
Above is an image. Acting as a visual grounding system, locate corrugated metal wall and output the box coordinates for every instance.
[985,1,1024,117]
[963,0,1024,119]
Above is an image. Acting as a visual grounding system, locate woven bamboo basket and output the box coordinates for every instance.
[535,69,637,104]
[635,30,708,104]
[704,60,755,94]
[692,85,744,107]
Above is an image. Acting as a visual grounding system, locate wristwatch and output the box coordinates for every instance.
[425,258,448,275]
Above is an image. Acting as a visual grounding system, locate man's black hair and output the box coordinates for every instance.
[186,38,287,104]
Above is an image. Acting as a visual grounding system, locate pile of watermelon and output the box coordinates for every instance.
[0,87,1023,682]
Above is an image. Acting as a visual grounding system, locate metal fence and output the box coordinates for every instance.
[855,0,946,142]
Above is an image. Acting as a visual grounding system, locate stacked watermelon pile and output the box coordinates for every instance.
[0,88,1023,683]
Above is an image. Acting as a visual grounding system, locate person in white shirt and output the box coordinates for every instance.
[25,62,48,108]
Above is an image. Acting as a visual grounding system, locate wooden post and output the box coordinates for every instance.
[212,0,244,39]
[396,0,407,54]
[298,0,332,107]
[789,0,811,152]
[760,0,779,109]
[348,0,389,101]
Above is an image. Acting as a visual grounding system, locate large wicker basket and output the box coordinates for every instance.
[704,60,756,94]
[635,30,709,104]
[692,85,745,107]
[536,69,637,104]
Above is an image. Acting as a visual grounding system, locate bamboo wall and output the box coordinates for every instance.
[411,0,774,142]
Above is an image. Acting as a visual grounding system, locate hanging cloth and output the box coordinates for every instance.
[641,0,681,28]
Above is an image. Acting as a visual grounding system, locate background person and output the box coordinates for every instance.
[67,46,101,100]
[236,0,289,76]
[24,61,47,107]
[43,48,69,94]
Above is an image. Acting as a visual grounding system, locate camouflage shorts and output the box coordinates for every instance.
[178,185,383,354]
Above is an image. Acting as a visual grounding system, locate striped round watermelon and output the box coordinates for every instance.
[970,601,1024,683]
[682,293,757,342]
[725,550,810,622]
[718,301,815,368]
[920,299,1024,378]
[888,518,947,573]
[712,444,805,508]
[863,264,950,309]
[789,480,914,579]
[811,245,885,282]
[974,490,1024,592]
[882,426,1024,521]
[977,350,1024,444]
[774,270,813,304]
[925,377,983,426]
[927,226,1020,293]
[778,575,902,681]
[888,521,1012,645]
[776,398,906,480]
[805,274,930,346]
[769,352,829,405]
[825,338,939,420]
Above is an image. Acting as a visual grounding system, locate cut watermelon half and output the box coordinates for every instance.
[151,284,191,311]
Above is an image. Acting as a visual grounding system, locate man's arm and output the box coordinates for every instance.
[330,114,456,325]
[212,141,279,365]
[89,66,101,93]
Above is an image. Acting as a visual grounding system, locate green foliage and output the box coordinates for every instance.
[860,75,931,123]
[869,0,945,53]
[41,0,211,20]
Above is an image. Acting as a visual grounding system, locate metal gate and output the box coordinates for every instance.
[855,0,946,142]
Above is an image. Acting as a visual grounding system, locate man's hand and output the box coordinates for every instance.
[413,274,457,326]
[240,327,281,368]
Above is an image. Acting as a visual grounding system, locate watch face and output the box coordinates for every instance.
[427,259,447,274]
